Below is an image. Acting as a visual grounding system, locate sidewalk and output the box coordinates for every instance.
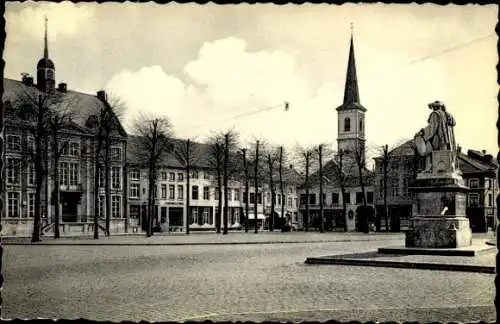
[1,231,407,246]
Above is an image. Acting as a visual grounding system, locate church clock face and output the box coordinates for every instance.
[47,69,54,79]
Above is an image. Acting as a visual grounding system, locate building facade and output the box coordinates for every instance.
[1,20,128,236]
[373,142,498,232]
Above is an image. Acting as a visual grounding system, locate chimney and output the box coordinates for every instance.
[97,90,107,101]
[22,75,34,86]
[58,82,67,92]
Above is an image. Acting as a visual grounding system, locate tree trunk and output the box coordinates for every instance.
[304,154,310,232]
[216,155,222,234]
[279,147,285,231]
[341,186,348,232]
[223,134,229,235]
[269,158,274,232]
[104,140,111,236]
[52,131,61,239]
[254,141,259,234]
[147,166,155,237]
[44,135,50,234]
[357,151,369,233]
[383,145,389,232]
[243,149,249,233]
[319,145,324,233]
[32,95,45,243]
[185,139,191,235]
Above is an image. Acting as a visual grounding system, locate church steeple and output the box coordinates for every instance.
[343,28,360,106]
[336,24,367,158]
[37,16,55,93]
[44,16,49,59]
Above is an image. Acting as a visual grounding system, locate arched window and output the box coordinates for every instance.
[359,118,364,132]
[344,117,351,132]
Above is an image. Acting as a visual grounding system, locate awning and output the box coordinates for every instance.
[245,213,266,220]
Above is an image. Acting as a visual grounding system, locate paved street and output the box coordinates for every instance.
[2,236,495,322]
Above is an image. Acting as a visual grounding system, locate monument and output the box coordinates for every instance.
[406,100,472,248]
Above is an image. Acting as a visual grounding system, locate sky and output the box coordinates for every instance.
[4,2,499,167]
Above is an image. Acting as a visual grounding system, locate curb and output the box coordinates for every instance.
[1,238,401,246]
[304,256,496,274]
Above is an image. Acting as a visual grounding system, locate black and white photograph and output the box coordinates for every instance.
[0,2,498,322]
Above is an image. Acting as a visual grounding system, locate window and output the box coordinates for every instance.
[26,162,35,186]
[203,209,209,224]
[294,198,298,208]
[70,142,80,157]
[6,158,20,184]
[359,118,364,132]
[61,140,69,156]
[488,193,493,207]
[130,169,140,180]
[343,192,351,204]
[250,192,255,204]
[191,207,198,224]
[203,186,210,200]
[161,184,167,199]
[26,136,35,153]
[332,193,339,205]
[309,194,316,205]
[234,208,240,224]
[69,163,79,186]
[28,192,35,218]
[469,193,480,207]
[300,194,307,205]
[166,172,174,181]
[169,185,175,200]
[229,189,233,201]
[203,172,210,180]
[486,179,492,189]
[367,192,374,204]
[391,179,399,197]
[234,189,240,201]
[178,173,184,181]
[111,167,121,189]
[192,186,199,200]
[98,195,105,218]
[277,194,281,205]
[243,191,248,203]
[6,135,21,151]
[469,178,479,188]
[215,188,220,200]
[192,171,199,179]
[402,178,409,197]
[267,192,271,204]
[356,192,364,204]
[130,183,140,198]
[111,195,121,218]
[177,185,184,200]
[161,171,167,181]
[257,193,262,204]
[7,192,20,217]
[344,117,351,132]
[59,162,69,186]
[111,147,121,160]
[99,168,105,188]
[288,197,293,207]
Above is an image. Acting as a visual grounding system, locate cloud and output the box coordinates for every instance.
[107,36,338,148]
[6,2,95,40]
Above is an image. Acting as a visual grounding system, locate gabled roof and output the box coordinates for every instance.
[458,152,497,176]
[3,78,127,137]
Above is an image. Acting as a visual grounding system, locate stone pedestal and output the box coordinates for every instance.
[405,151,472,248]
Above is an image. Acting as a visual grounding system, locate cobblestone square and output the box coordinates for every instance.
[1,236,495,322]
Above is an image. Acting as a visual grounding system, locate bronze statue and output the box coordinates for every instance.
[414,101,456,173]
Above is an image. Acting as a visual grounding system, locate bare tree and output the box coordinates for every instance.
[132,114,173,237]
[278,146,287,231]
[254,140,260,233]
[330,149,348,232]
[262,143,280,232]
[351,142,370,233]
[8,86,68,242]
[314,144,327,233]
[241,147,250,232]
[47,99,78,239]
[295,144,316,232]
[207,134,225,233]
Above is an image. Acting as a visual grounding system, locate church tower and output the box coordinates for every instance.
[36,16,55,93]
[336,27,366,161]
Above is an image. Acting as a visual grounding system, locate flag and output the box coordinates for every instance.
[284,101,290,111]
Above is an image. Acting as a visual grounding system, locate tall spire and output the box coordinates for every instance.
[342,22,360,106]
[44,16,49,59]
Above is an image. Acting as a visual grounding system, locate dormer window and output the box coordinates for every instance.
[344,117,351,132]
